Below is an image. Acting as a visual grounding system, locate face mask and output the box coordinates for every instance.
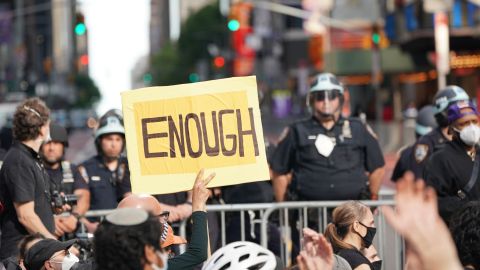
[371,260,382,270]
[151,251,168,270]
[358,222,376,248]
[53,253,79,270]
[455,124,480,146]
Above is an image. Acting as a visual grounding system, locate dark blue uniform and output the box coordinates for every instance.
[46,161,88,195]
[271,117,385,200]
[391,145,413,182]
[77,155,131,210]
[409,128,448,179]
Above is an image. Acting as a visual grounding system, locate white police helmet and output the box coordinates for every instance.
[310,73,344,94]
[95,115,125,140]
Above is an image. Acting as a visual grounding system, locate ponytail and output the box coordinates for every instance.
[324,223,355,252]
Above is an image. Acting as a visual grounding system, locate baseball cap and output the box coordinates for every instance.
[161,222,187,248]
[24,239,76,270]
[447,101,479,124]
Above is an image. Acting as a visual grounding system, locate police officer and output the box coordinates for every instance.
[424,101,480,222]
[391,105,437,181]
[40,123,89,238]
[271,73,385,202]
[76,110,131,232]
[409,86,470,179]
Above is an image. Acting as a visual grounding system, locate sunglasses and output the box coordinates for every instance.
[313,91,340,101]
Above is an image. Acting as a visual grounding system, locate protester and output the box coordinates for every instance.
[324,201,377,270]
[409,86,470,179]
[360,245,381,270]
[449,201,480,270]
[424,101,480,221]
[23,238,78,270]
[0,98,64,259]
[382,172,463,270]
[117,169,214,269]
[93,208,168,270]
[40,123,89,238]
[201,241,278,270]
[75,110,131,232]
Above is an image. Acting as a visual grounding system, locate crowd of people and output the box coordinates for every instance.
[0,70,478,270]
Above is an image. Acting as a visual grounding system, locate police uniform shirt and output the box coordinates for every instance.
[391,145,413,182]
[424,139,480,221]
[45,162,88,195]
[270,117,385,200]
[77,155,131,210]
[409,128,448,179]
[0,142,55,259]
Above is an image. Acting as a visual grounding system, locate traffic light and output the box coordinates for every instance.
[143,73,153,85]
[189,73,200,83]
[371,24,380,47]
[213,56,225,68]
[228,19,240,31]
[75,13,86,36]
[79,54,89,66]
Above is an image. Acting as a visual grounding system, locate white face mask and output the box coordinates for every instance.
[50,253,79,270]
[455,124,480,146]
[151,251,168,270]
[61,253,79,270]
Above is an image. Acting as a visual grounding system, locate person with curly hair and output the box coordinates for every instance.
[449,201,480,270]
[0,98,61,260]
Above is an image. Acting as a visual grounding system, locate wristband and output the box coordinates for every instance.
[71,212,83,219]
[371,193,379,200]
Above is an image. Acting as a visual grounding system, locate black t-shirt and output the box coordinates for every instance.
[270,117,384,200]
[424,139,480,222]
[0,142,55,259]
[337,248,372,270]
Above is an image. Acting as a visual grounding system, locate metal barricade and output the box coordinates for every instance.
[177,199,402,269]
[81,199,402,269]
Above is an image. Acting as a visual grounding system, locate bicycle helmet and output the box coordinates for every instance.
[202,241,277,270]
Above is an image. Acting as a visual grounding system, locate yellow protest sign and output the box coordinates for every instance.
[121,76,269,194]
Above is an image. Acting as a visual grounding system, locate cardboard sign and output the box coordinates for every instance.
[121,76,269,194]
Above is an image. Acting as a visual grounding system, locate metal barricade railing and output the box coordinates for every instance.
[81,197,402,269]
[182,200,401,269]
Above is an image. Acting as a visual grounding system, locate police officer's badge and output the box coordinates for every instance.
[414,144,429,163]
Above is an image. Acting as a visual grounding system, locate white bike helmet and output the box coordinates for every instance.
[202,241,277,270]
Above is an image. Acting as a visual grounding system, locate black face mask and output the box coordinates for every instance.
[371,260,382,270]
[358,221,376,248]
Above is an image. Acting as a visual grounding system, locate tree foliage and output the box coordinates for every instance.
[74,74,101,108]
[150,2,228,85]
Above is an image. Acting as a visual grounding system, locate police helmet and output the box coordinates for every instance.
[415,105,437,137]
[49,123,69,147]
[309,73,344,94]
[95,114,125,140]
[433,85,469,127]
[433,85,469,114]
